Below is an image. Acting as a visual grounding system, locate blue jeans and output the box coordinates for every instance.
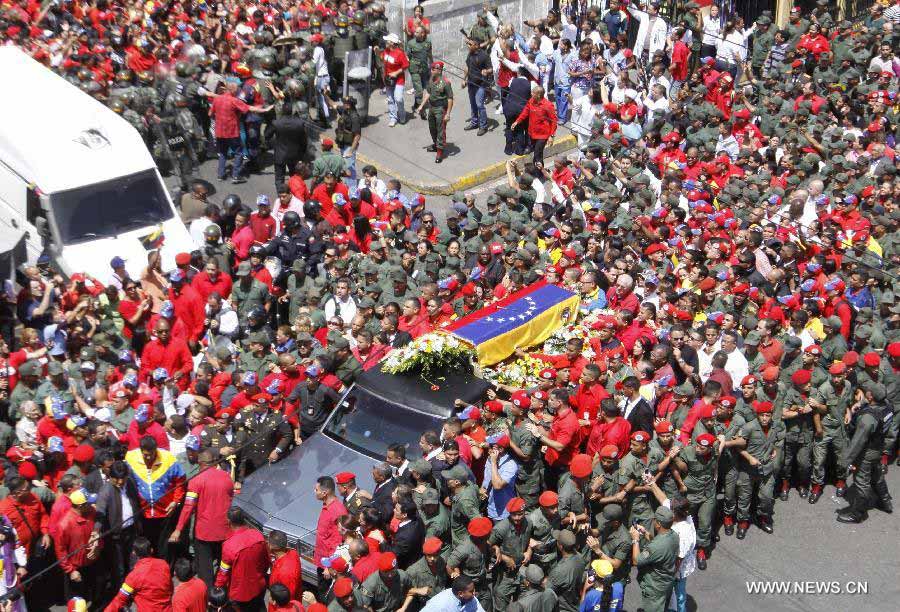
[315,76,331,120]
[554,83,570,122]
[386,82,405,123]
[342,146,358,185]
[216,137,243,179]
[670,577,687,612]
[467,84,487,128]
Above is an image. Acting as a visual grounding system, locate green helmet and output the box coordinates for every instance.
[285,78,302,96]
[175,61,192,78]
[292,101,309,117]
[119,91,135,107]
[110,99,125,113]
[260,56,278,72]
[137,70,154,84]
[352,10,366,26]
[77,67,93,82]
[115,69,133,84]
[204,224,222,240]
[173,94,189,107]
[254,31,267,45]
[335,16,349,28]
[309,16,322,28]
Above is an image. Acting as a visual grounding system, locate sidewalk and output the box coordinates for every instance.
[355,86,576,195]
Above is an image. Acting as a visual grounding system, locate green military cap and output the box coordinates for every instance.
[632,174,651,186]
[743,331,763,346]
[495,186,517,199]
[655,506,674,528]
[464,241,481,254]
[331,337,350,351]
[442,464,469,482]
[48,361,65,376]
[306,286,323,298]
[451,191,466,202]
[17,360,39,377]
[464,211,481,228]
[504,230,520,244]
[525,565,545,584]
[79,346,97,361]
[292,258,308,272]
[444,255,461,269]
[357,296,375,309]
[235,261,252,276]
[855,308,873,322]
[785,175,801,186]
[834,172,849,183]
[783,336,802,350]
[495,210,512,225]
[824,316,843,329]
[757,15,771,25]
[602,504,624,521]
[519,173,535,185]
[296,331,314,343]
[862,381,886,402]
[333,258,349,269]
[91,332,109,347]
[248,331,270,345]
[364,283,383,295]
[854,325,872,339]
[479,214,495,227]
[685,1,700,9]
[674,381,695,396]
[214,346,233,361]
[514,248,532,262]
[390,269,408,282]
[403,230,420,244]
[422,487,440,505]
[410,459,432,476]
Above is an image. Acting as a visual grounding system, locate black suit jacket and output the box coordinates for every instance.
[388,331,413,348]
[93,479,142,533]
[391,518,425,569]
[370,478,397,522]
[265,116,309,162]
[626,399,655,438]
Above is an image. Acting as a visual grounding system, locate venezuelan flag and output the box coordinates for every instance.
[139,225,166,250]
[447,281,580,366]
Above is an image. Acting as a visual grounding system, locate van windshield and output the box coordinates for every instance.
[323,387,439,459]
[49,169,173,245]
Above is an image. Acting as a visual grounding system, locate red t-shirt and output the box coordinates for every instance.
[382,48,410,85]
[544,408,581,467]
[211,94,250,139]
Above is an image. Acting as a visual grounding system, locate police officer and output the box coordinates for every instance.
[132,71,160,116]
[109,97,147,140]
[201,224,231,273]
[330,16,356,97]
[263,211,315,271]
[838,383,893,523]
[416,62,453,164]
[406,26,433,116]
[233,392,292,477]
[266,102,309,188]
[173,94,207,160]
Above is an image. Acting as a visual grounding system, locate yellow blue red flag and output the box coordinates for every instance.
[447,281,580,365]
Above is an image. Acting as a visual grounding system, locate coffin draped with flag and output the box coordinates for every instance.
[447,282,580,366]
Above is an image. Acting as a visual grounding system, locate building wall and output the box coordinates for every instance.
[388,0,549,73]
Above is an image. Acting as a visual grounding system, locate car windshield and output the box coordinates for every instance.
[49,169,173,245]
[323,387,440,459]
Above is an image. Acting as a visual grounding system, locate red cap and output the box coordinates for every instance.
[333,577,353,597]
[761,366,780,382]
[740,374,758,386]
[791,370,811,385]
[461,283,476,297]
[599,444,619,459]
[655,421,674,434]
[73,444,95,463]
[570,453,593,478]
[17,461,38,480]
[719,396,736,409]
[696,433,716,447]
[420,537,442,556]
[467,516,493,537]
[321,137,334,148]
[506,497,526,513]
[696,403,715,419]
[842,351,859,366]
[532,390,548,402]
[539,491,559,507]
[335,471,355,485]
[753,400,773,414]
[631,430,650,443]
[804,345,822,355]
[734,108,751,120]
[310,33,324,44]
[378,552,398,572]
[175,252,191,266]
[539,368,557,380]
[829,362,847,375]
[888,342,900,358]
[863,352,881,368]
[697,277,716,292]
[562,248,577,260]
[644,243,667,256]
[484,400,504,414]
[623,49,633,58]
[330,557,348,573]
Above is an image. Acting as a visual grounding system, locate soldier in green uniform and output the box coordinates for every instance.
[233,394,293,477]
[808,363,853,503]
[837,383,893,523]
[780,369,815,500]
[420,488,451,553]
[330,337,362,388]
[447,516,493,611]
[402,536,448,611]
[443,464,481,546]
[749,16,775,78]
[9,360,41,421]
[35,361,76,412]
[358,552,412,611]
[416,61,453,164]
[197,409,249,483]
[630,506,679,612]
[819,316,849,367]
[673,433,718,567]
[736,400,784,534]
[586,504,631,587]
[468,11,495,50]
[704,397,746,537]
[231,262,269,321]
[176,433,202,480]
[200,224,231,274]
[587,445,626,533]
[110,98,147,140]
[311,145,346,185]
[528,491,561,573]
[406,26,433,116]
[547,529,586,612]
[238,331,278,379]
[488,496,532,610]
[618,431,664,530]
[519,565,559,611]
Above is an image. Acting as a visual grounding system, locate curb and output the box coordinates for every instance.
[356,134,578,195]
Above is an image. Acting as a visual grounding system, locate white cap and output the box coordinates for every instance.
[175,394,195,414]
[93,407,112,423]
[383,33,400,44]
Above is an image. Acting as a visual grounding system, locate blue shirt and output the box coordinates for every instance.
[421,588,486,612]
[552,50,577,88]
[481,452,519,520]
[579,582,625,612]
[844,287,875,311]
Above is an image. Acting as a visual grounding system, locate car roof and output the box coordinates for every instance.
[354,368,491,418]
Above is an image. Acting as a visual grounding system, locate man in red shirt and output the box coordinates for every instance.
[171,449,235,586]
[173,558,207,612]
[572,364,611,436]
[526,388,581,488]
[104,537,173,612]
[313,476,348,583]
[587,402,632,458]
[140,319,193,391]
[56,488,103,602]
[267,530,302,601]
[511,86,558,164]
[249,195,278,244]
[215,507,271,610]
[191,259,233,302]
[0,473,50,555]
[210,81,270,184]
[167,271,206,349]
[605,273,640,313]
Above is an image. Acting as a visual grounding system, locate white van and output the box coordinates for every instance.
[0,47,194,281]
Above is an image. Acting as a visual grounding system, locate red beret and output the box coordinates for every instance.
[562,248,578,260]
[175,252,191,266]
[321,137,334,148]
[753,400,773,415]
[761,366,780,382]
[631,430,650,443]
[829,362,847,375]
[696,433,716,447]
[333,577,353,598]
[732,283,750,295]
[719,396,736,409]
[73,444,95,463]
[842,351,859,366]
[734,109,751,120]
[569,453,593,478]
[696,402,715,419]
[251,393,271,405]
[330,557,348,573]
[655,421,674,434]
[532,390,548,402]
[863,352,881,367]
[644,243,666,256]
[804,345,822,355]
[17,461,38,480]
[740,375,758,386]
[697,277,716,292]
[335,472,355,485]
[791,370,811,386]
[377,552,398,572]
[539,491,559,507]
[308,605,328,612]
[423,537,442,555]
[539,368,557,380]
[484,400,505,414]
[510,390,531,408]
[888,342,900,358]
[599,444,619,459]
[461,283,476,297]
[506,497,526,513]
[467,516,493,538]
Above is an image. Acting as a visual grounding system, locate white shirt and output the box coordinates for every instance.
[672,516,697,579]
[313,45,329,77]
[357,177,387,200]
[324,294,358,325]
[701,15,722,47]
[723,348,749,385]
[189,216,216,249]
[697,341,721,381]
[120,485,135,528]
[168,434,187,458]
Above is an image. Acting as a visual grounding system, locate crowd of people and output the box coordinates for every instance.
[1,0,899,611]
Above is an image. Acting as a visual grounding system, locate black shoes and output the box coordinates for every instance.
[426,144,436,152]
[464,123,478,131]
[837,511,867,523]
[798,486,809,499]
[724,523,734,536]
[757,518,773,534]
[808,488,823,504]
[476,127,487,136]
[736,526,748,539]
